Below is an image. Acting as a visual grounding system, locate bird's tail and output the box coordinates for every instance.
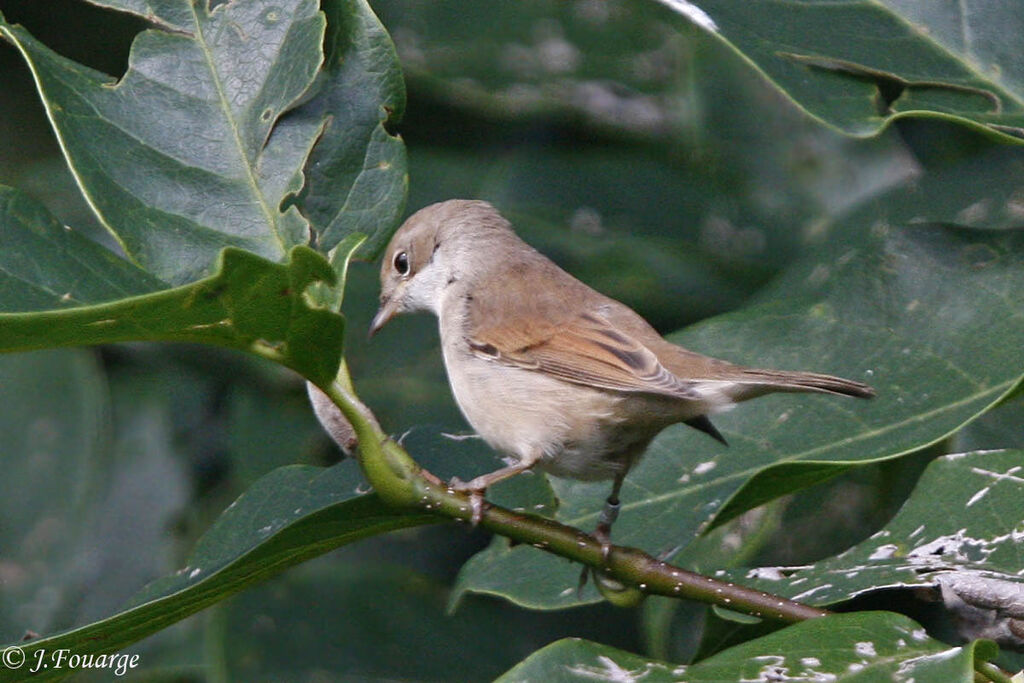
[727,368,875,400]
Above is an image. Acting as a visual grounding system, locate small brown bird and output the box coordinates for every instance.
[370,200,874,539]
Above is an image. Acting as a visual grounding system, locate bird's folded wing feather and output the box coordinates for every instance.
[467,310,698,399]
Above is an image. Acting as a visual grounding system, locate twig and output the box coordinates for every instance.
[319,375,829,623]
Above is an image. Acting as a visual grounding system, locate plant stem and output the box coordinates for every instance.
[319,377,828,623]
[975,660,1013,683]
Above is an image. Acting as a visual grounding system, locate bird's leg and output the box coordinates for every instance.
[449,451,540,525]
[595,472,626,560]
[578,472,626,595]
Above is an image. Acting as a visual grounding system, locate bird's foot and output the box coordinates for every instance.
[578,521,617,596]
[578,496,621,596]
[448,477,486,526]
[577,528,644,607]
[595,496,620,561]
[594,522,613,563]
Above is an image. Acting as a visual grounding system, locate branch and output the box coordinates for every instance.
[315,374,828,623]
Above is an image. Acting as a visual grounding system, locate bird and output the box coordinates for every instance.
[369,199,874,544]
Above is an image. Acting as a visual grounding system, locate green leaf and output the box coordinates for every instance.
[0,185,162,310]
[498,612,998,682]
[0,245,344,386]
[721,450,1024,610]
[374,0,1024,143]
[455,163,1024,608]
[0,1,326,284]
[292,0,408,258]
[653,1,1024,142]
[0,464,434,682]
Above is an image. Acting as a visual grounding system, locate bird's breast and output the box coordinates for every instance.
[440,334,693,481]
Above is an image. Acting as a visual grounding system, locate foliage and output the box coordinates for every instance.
[0,0,1021,680]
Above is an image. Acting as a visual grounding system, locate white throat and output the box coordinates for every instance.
[401,248,456,316]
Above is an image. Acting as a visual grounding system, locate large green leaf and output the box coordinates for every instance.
[498,612,998,682]
[0,1,324,284]
[653,0,1024,142]
[291,0,408,258]
[0,184,355,384]
[721,451,1024,615]
[1,0,408,279]
[0,240,344,385]
[0,463,434,683]
[454,150,1024,608]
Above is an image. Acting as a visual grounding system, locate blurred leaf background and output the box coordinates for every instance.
[0,0,1021,679]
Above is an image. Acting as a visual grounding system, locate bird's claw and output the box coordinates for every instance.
[448,477,486,526]
[594,522,613,562]
[577,522,615,596]
[467,489,484,526]
[577,565,590,597]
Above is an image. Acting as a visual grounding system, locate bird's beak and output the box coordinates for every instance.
[368,294,400,338]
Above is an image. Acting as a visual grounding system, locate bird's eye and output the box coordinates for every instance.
[393,251,410,275]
